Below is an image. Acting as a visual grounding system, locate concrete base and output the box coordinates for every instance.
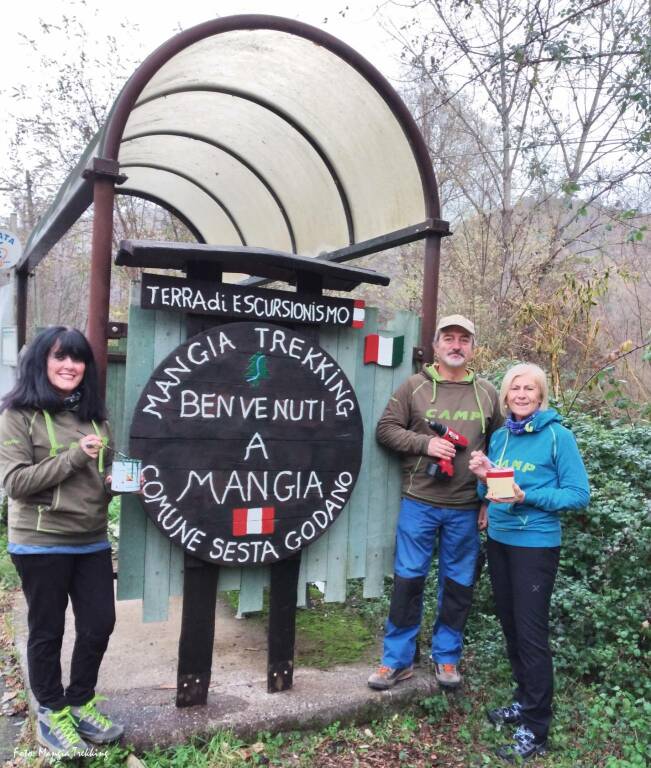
[13,592,440,751]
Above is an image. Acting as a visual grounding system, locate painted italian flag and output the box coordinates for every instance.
[232,507,275,536]
[352,300,365,328]
[364,334,405,367]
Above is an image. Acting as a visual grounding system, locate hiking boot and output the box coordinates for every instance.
[71,694,124,744]
[495,725,547,762]
[37,705,89,756]
[367,664,414,690]
[433,661,462,688]
[488,701,523,726]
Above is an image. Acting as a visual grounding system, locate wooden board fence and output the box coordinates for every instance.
[115,286,420,621]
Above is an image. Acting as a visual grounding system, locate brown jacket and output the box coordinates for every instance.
[0,408,112,546]
[376,365,502,508]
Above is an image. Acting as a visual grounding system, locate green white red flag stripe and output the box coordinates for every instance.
[364,334,405,367]
[232,507,275,536]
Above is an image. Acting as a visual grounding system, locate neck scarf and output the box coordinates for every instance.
[505,410,537,434]
[62,390,82,411]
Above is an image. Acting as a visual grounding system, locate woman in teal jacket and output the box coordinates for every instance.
[469,363,590,763]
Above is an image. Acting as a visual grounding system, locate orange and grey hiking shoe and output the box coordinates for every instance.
[433,661,462,688]
[367,664,414,690]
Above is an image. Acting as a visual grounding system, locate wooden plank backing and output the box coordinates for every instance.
[383,311,420,577]
[116,296,419,619]
[345,309,378,581]
[142,311,184,621]
[116,291,155,600]
[323,325,356,603]
[363,311,419,597]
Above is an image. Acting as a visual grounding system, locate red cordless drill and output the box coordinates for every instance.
[426,420,469,479]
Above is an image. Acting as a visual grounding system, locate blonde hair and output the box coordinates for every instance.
[499,363,549,417]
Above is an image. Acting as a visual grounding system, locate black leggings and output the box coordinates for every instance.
[487,536,559,742]
[11,549,115,710]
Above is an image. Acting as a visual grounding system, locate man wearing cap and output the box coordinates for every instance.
[368,315,502,690]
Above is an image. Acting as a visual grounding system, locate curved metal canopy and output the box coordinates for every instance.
[21,15,446,271]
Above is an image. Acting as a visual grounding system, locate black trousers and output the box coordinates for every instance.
[11,549,116,710]
[486,536,560,742]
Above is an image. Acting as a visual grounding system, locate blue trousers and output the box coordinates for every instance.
[382,497,479,668]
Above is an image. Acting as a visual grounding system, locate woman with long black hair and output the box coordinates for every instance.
[0,326,123,756]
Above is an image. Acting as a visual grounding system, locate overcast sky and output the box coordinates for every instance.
[2,0,414,224]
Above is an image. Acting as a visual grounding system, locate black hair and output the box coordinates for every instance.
[0,326,106,422]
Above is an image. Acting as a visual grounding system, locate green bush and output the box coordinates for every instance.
[0,499,19,589]
[553,414,651,697]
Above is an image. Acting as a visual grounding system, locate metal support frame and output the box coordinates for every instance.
[15,269,28,353]
[422,233,442,363]
[18,15,449,389]
[86,159,123,391]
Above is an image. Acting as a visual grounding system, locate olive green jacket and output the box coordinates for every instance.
[0,408,112,546]
[376,365,502,508]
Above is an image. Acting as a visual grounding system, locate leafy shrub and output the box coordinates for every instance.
[553,414,651,696]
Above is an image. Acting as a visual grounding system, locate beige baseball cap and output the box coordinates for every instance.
[435,314,476,335]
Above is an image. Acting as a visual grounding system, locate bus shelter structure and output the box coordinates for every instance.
[16,14,449,382]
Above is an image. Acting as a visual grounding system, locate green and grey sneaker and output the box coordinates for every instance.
[37,705,89,756]
[367,664,414,690]
[71,695,124,744]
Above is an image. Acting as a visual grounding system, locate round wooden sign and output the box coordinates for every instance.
[130,322,363,565]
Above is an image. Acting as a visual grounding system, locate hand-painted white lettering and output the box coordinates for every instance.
[192,290,207,312]
[335,399,355,417]
[207,291,223,311]
[180,390,199,417]
[146,285,159,303]
[244,432,269,461]
[176,471,221,504]
[273,399,288,420]
[325,499,342,518]
[270,329,289,354]
[217,332,235,354]
[201,393,216,417]
[313,357,334,380]
[209,537,280,563]
[173,469,324,506]
[187,341,210,366]
[301,346,321,370]
[254,327,270,347]
[288,336,304,359]
[239,397,257,419]
[216,394,234,417]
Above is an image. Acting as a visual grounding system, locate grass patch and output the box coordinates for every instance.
[224,584,377,669]
[0,500,19,590]
[86,673,651,767]
[294,599,375,668]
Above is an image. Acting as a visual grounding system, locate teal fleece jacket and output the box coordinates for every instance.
[479,409,590,547]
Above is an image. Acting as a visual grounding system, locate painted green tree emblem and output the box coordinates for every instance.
[245,352,270,387]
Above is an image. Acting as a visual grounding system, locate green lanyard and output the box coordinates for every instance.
[42,411,107,473]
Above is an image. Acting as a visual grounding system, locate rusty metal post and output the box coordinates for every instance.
[84,159,124,395]
[15,268,28,353]
[421,233,441,363]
